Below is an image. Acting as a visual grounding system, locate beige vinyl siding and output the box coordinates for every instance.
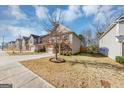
[99,24,122,60]
[119,21,124,35]
[72,33,81,54]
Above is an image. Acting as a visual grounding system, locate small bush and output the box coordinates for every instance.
[116,56,124,64]
[66,52,69,56]
[63,51,66,55]
[68,51,72,56]
[87,45,99,54]
[64,51,67,55]
[61,51,72,56]
[60,51,63,55]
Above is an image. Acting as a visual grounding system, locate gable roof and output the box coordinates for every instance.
[10,41,15,43]
[23,36,29,41]
[49,24,71,34]
[100,15,124,39]
[30,34,40,39]
[40,34,49,38]
[16,38,22,42]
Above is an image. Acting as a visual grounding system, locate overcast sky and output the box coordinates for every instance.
[0,5,124,45]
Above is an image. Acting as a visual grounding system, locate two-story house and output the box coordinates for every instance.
[6,24,82,54]
[15,39,22,51]
[35,24,82,54]
[8,41,16,50]
[28,34,40,52]
[99,15,124,60]
[22,36,29,51]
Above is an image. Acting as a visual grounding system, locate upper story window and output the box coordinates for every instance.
[63,34,69,40]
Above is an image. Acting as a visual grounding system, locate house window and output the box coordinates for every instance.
[63,34,69,40]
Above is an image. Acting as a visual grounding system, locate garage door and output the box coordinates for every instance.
[46,48,53,54]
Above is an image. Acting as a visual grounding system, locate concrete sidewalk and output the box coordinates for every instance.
[0,50,55,88]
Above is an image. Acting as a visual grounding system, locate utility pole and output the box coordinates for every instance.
[1,35,4,51]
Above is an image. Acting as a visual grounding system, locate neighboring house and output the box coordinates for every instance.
[8,41,16,50]
[6,24,82,54]
[28,34,40,52]
[3,42,8,49]
[15,39,22,50]
[36,24,82,54]
[1,42,8,49]
[35,34,50,52]
[99,15,124,60]
[22,36,29,51]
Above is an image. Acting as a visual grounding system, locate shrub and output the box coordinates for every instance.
[60,51,63,55]
[60,51,72,56]
[62,51,64,55]
[87,45,99,54]
[62,51,66,55]
[66,52,69,56]
[68,51,72,56]
[116,56,124,64]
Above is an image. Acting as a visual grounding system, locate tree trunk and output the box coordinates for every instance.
[59,43,61,55]
[55,51,57,60]
[19,46,22,53]
[55,45,58,60]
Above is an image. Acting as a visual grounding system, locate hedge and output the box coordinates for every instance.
[60,51,72,56]
[116,56,124,64]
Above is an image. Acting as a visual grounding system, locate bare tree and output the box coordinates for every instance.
[1,31,6,51]
[82,29,93,47]
[93,21,107,41]
[41,9,64,60]
[93,14,112,44]
[17,32,23,53]
[11,41,16,54]
[78,34,85,46]
[19,35,22,53]
[1,35,5,50]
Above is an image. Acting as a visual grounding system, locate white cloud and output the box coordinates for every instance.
[82,5,115,26]
[95,6,114,25]
[5,5,27,20]
[33,5,83,23]
[33,5,49,20]
[52,8,63,22]
[95,12,107,24]
[7,26,32,37]
[41,30,47,35]
[100,5,113,13]
[82,5,100,16]
[63,5,83,22]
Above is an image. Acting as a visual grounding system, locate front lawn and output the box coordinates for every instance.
[20,53,124,88]
[6,51,44,56]
[59,53,123,67]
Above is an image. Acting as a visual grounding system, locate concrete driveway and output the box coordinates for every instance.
[0,49,55,88]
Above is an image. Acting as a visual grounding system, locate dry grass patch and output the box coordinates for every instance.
[59,53,124,68]
[21,55,124,88]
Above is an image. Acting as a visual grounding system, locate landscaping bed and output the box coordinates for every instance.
[20,54,124,88]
